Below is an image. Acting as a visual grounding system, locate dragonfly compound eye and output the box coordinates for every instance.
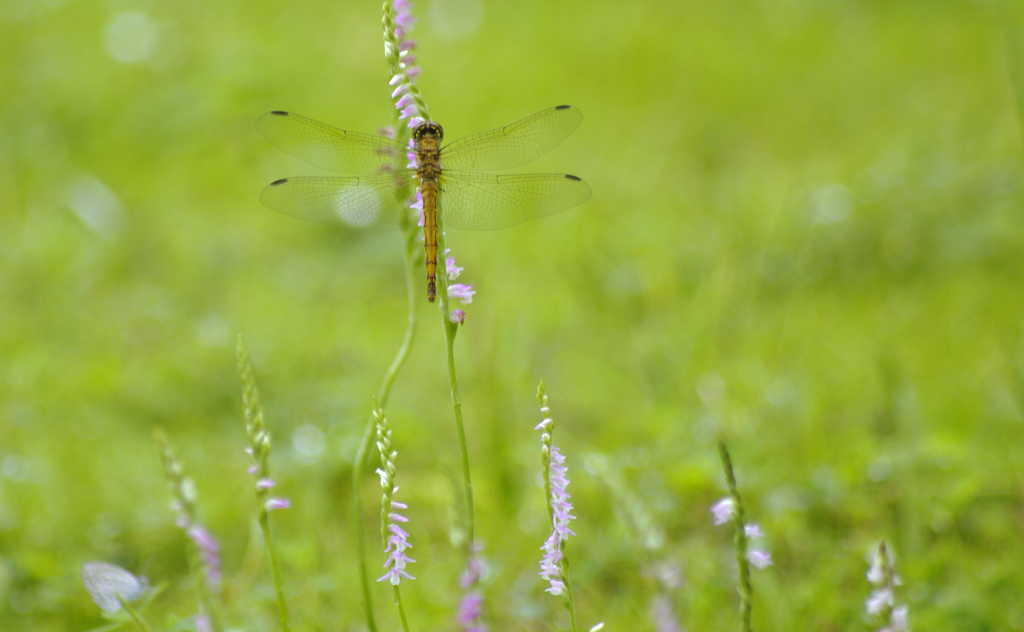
[414,122,444,142]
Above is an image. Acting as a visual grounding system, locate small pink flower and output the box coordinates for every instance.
[744,523,764,539]
[255,478,276,490]
[866,588,893,615]
[450,310,466,324]
[265,498,291,511]
[449,283,475,305]
[445,249,463,279]
[195,613,212,632]
[748,549,772,569]
[889,605,909,631]
[710,497,736,525]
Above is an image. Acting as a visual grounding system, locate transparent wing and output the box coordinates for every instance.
[256,111,402,174]
[440,171,591,231]
[259,172,415,232]
[441,105,584,172]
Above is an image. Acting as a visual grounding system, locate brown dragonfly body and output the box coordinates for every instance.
[413,122,443,301]
[257,105,591,301]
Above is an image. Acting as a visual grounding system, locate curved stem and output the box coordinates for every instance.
[258,510,289,632]
[119,599,153,632]
[718,440,753,632]
[394,585,412,632]
[434,219,475,553]
[352,222,420,632]
[563,575,578,632]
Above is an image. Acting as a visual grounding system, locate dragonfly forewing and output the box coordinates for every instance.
[256,111,402,175]
[439,171,591,230]
[441,105,584,172]
[260,173,412,231]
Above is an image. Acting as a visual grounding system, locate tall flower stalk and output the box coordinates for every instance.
[866,541,909,632]
[714,441,772,632]
[386,0,478,564]
[153,429,224,632]
[436,222,477,554]
[237,337,291,632]
[350,4,427,630]
[536,382,578,632]
[374,405,415,632]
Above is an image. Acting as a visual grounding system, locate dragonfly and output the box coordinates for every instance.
[256,105,591,301]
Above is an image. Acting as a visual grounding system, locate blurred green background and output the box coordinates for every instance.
[3,0,1024,629]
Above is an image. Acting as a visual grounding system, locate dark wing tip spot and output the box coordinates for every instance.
[269,110,289,116]
[555,105,571,110]
[564,174,582,182]
[270,178,289,186]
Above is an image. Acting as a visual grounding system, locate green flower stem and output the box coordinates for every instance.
[537,384,577,632]
[435,209,475,553]
[352,184,420,632]
[717,440,753,632]
[237,339,290,632]
[258,508,289,632]
[118,597,153,632]
[564,575,578,632]
[393,585,412,632]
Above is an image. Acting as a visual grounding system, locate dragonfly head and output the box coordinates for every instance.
[413,122,444,143]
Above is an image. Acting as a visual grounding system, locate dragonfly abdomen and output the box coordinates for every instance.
[420,177,439,302]
[414,122,444,302]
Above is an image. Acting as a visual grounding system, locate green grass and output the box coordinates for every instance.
[3,0,1024,630]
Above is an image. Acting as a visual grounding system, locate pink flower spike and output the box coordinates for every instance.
[407,116,426,129]
[450,309,466,325]
[255,478,276,490]
[395,94,416,108]
[391,84,409,99]
[449,283,475,305]
[389,74,406,86]
[406,66,422,80]
[265,498,291,511]
[710,497,736,525]
[401,54,417,66]
[744,523,764,539]
[399,40,417,52]
[247,465,259,475]
[400,104,419,119]
[395,0,412,11]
